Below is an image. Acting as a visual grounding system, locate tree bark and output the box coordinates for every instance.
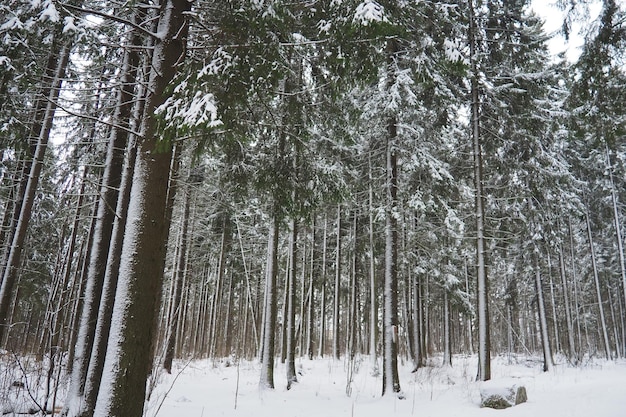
[80,140,137,417]
[306,218,316,360]
[0,42,70,344]
[606,145,626,329]
[535,260,553,372]
[558,245,577,362]
[318,214,328,358]
[286,218,298,389]
[382,38,401,395]
[333,205,341,359]
[260,215,279,389]
[163,179,192,373]
[92,0,191,415]
[585,211,611,360]
[443,290,452,366]
[64,24,141,415]
[469,0,490,381]
[368,152,378,369]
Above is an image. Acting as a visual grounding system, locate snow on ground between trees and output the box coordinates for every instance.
[146,356,626,417]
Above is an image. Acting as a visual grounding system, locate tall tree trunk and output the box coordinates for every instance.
[260,214,280,389]
[547,253,561,354]
[568,217,583,359]
[469,0,490,381]
[80,139,137,417]
[606,145,626,327]
[163,179,192,373]
[92,1,191,415]
[66,194,98,374]
[558,245,576,361]
[235,216,259,356]
[209,217,230,358]
[535,260,553,372]
[368,152,378,369]
[333,205,341,359]
[585,211,612,360]
[464,258,474,355]
[443,290,452,366]
[412,272,424,371]
[348,212,358,360]
[64,27,140,415]
[607,284,622,358]
[306,218,315,360]
[318,214,328,358]
[382,38,401,396]
[0,42,70,343]
[286,219,298,389]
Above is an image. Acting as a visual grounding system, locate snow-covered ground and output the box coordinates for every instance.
[146,355,626,417]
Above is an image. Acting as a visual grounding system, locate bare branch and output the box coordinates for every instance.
[61,3,161,41]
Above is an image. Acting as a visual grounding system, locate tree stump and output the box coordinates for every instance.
[480,380,527,409]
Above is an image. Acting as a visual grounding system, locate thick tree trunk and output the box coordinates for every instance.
[260,215,280,389]
[80,140,137,417]
[382,37,401,393]
[64,29,140,416]
[92,1,191,415]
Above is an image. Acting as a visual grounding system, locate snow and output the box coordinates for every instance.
[62,16,78,34]
[156,90,222,130]
[145,355,626,417]
[38,0,60,23]
[530,0,602,62]
[353,1,388,26]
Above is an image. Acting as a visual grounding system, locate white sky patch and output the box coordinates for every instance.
[531,0,603,62]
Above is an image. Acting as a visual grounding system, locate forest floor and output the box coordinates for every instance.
[1,353,624,416]
[145,354,626,417]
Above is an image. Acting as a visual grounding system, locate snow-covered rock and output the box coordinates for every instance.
[480,379,527,409]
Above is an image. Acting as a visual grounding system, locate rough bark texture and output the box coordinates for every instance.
[260,217,279,389]
[64,35,138,416]
[80,141,137,417]
[92,0,190,415]
[382,118,401,395]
